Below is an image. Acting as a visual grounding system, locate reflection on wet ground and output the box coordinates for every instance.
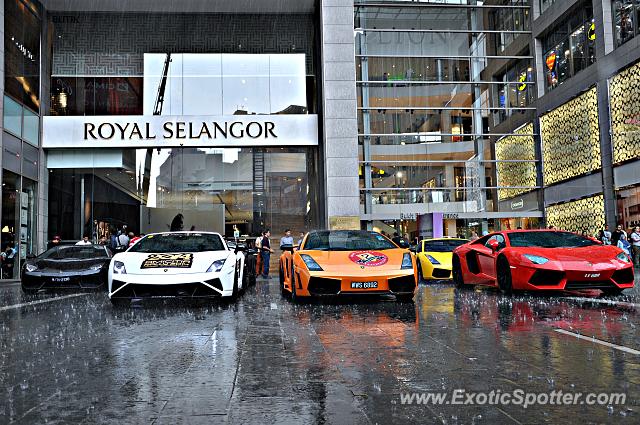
[0,276,639,424]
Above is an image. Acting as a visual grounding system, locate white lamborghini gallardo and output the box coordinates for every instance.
[108,231,251,302]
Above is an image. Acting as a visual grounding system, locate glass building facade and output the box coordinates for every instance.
[355,0,540,239]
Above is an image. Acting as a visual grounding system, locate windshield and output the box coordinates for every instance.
[508,231,599,248]
[128,233,225,253]
[39,245,109,260]
[303,231,397,251]
[423,239,467,252]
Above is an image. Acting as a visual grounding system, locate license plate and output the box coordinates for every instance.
[351,281,378,289]
[51,277,70,283]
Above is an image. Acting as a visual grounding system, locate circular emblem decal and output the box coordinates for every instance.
[348,251,388,267]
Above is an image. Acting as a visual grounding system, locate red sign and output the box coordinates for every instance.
[546,52,556,71]
[348,251,389,267]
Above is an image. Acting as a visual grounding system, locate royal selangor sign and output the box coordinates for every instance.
[42,115,318,148]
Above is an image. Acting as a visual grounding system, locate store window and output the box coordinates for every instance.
[494,58,535,124]
[3,95,22,136]
[539,0,559,15]
[4,0,40,112]
[543,5,595,92]
[1,170,19,279]
[613,0,640,47]
[492,1,531,53]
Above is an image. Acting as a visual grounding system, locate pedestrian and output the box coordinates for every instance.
[296,231,305,247]
[129,233,144,247]
[612,224,627,247]
[49,235,61,249]
[76,235,92,245]
[260,229,274,279]
[0,244,17,279]
[255,231,264,274]
[280,229,294,249]
[630,226,640,266]
[618,233,632,257]
[469,231,479,241]
[116,230,130,250]
[598,225,612,245]
[392,232,402,245]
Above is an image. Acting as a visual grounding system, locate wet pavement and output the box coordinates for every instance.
[1,275,640,424]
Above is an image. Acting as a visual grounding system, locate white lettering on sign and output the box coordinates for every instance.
[400,213,417,221]
[511,199,524,210]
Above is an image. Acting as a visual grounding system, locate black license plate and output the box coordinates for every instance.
[51,277,71,283]
[351,281,378,289]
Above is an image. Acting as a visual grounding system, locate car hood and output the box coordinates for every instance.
[33,258,109,271]
[299,249,409,273]
[422,251,453,266]
[114,251,230,275]
[513,245,623,264]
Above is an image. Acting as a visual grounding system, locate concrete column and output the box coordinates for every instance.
[594,0,617,228]
[37,12,50,253]
[321,0,360,229]
[0,0,5,246]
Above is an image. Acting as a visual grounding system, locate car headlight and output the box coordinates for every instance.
[523,254,549,265]
[90,264,103,271]
[300,254,323,271]
[401,253,413,269]
[616,252,631,263]
[426,254,440,265]
[25,263,38,272]
[113,260,127,274]
[207,259,226,273]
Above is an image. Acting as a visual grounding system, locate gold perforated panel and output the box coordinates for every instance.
[540,87,601,185]
[495,123,536,201]
[545,194,604,235]
[610,62,640,164]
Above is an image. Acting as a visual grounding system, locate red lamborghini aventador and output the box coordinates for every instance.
[452,230,635,295]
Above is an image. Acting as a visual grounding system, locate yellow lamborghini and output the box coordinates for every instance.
[416,238,468,281]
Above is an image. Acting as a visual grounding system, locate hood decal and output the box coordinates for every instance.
[348,251,388,267]
[141,253,194,269]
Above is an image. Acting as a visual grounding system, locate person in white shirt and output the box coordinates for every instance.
[116,232,130,248]
[76,236,92,245]
[630,226,640,266]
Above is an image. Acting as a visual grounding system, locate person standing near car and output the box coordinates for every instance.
[612,224,627,247]
[630,226,640,266]
[116,231,130,250]
[297,232,305,247]
[0,244,17,279]
[76,235,92,245]
[280,229,294,249]
[261,229,274,279]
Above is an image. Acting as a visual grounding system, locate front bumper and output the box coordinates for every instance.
[512,262,635,291]
[22,270,106,290]
[296,269,417,297]
[109,271,233,298]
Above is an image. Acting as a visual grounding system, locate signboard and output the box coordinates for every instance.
[42,115,318,148]
[329,216,360,231]
[511,199,524,210]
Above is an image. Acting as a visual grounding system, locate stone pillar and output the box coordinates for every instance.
[321,0,360,229]
[594,0,617,227]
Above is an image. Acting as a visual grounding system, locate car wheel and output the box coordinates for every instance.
[497,257,513,295]
[279,265,288,297]
[290,265,299,303]
[416,260,424,283]
[231,267,239,300]
[452,256,468,289]
[396,294,414,303]
[601,288,624,297]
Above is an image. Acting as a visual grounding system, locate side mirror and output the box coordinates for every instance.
[487,239,500,252]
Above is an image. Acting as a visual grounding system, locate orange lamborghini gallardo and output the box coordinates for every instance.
[279,230,417,302]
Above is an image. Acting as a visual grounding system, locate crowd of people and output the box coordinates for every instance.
[597,224,640,266]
